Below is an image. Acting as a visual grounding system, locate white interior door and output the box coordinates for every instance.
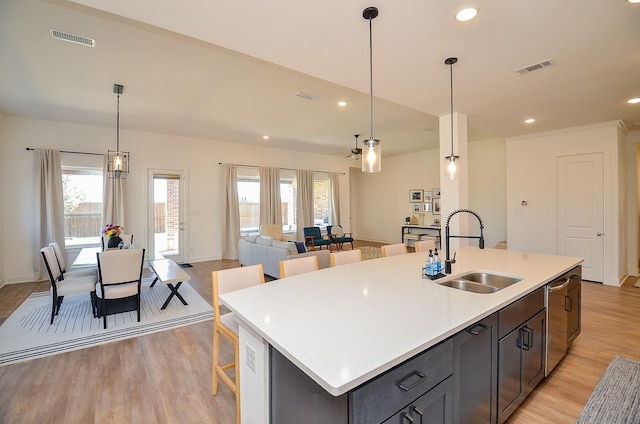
[149,170,187,263]
[556,153,604,281]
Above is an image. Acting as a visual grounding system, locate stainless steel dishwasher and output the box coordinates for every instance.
[545,265,582,376]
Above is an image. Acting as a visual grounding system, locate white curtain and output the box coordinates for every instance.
[102,155,126,230]
[222,164,240,259]
[296,169,314,240]
[34,149,65,281]
[259,166,282,227]
[329,172,340,225]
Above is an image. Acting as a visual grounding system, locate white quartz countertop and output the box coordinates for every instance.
[221,246,582,396]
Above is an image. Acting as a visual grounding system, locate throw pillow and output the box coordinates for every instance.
[273,240,297,256]
[256,235,273,246]
[332,225,344,237]
[243,234,258,243]
[291,241,307,254]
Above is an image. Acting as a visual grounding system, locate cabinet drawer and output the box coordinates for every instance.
[351,339,453,424]
[498,287,544,339]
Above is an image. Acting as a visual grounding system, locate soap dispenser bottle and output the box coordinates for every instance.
[427,250,434,276]
[433,248,441,274]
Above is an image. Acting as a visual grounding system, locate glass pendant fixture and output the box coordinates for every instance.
[362,6,381,173]
[445,57,459,180]
[107,83,130,179]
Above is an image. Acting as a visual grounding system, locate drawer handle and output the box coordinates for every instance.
[397,371,427,392]
[468,323,488,335]
[402,413,415,423]
[412,406,424,417]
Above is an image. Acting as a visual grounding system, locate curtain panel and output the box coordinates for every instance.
[102,155,126,230]
[296,169,314,240]
[329,172,340,225]
[34,149,65,281]
[259,167,282,227]
[222,164,240,259]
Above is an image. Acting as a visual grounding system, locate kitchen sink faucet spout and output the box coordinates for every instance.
[444,209,485,274]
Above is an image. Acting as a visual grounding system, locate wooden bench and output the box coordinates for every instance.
[148,259,192,310]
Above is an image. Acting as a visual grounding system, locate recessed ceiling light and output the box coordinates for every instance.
[524,118,536,124]
[455,7,478,21]
[628,97,640,104]
[262,135,270,140]
[337,100,348,107]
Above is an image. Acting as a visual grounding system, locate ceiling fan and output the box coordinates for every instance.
[346,134,362,160]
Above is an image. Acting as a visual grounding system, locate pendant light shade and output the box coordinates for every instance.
[108,83,129,179]
[362,6,381,173]
[444,57,458,180]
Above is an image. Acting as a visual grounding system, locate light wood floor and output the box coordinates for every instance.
[0,245,638,423]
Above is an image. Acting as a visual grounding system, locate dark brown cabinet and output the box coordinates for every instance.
[453,313,498,424]
[567,277,581,344]
[497,288,546,424]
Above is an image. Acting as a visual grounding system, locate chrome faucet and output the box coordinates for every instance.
[444,209,485,274]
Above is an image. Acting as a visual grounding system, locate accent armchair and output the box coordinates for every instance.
[327,225,354,251]
[303,227,334,251]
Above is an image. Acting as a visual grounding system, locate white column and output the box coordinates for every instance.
[439,112,469,248]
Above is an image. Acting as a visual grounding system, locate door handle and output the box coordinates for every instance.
[402,413,415,423]
[596,232,603,236]
[565,295,572,312]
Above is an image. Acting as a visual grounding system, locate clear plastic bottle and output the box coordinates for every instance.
[427,250,434,276]
[433,248,441,274]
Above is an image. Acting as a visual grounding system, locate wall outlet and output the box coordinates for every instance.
[246,344,256,373]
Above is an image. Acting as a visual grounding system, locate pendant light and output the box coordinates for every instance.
[444,57,458,180]
[362,6,381,173]
[107,83,130,179]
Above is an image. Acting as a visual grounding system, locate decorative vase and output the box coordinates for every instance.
[108,236,122,249]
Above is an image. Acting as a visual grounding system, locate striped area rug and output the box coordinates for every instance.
[576,355,640,423]
[0,277,213,366]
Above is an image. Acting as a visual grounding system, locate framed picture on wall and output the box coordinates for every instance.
[409,189,423,202]
[423,202,432,212]
[433,188,441,198]
[413,203,421,213]
[433,199,441,214]
[424,191,432,201]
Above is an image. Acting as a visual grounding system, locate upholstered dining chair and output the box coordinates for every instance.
[279,256,319,278]
[327,225,355,251]
[381,243,408,257]
[40,246,96,324]
[212,264,265,424]
[330,249,363,267]
[303,227,334,251]
[95,248,145,329]
[49,241,97,278]
[414,239,436,253]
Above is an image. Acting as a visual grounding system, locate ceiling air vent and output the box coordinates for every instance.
[295,91,317,101]
[514,59,552,75]
[50,28,95,47]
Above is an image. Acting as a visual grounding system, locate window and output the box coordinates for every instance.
[236,168,333,235]
[62,166,103,247]
[313,173,330,229]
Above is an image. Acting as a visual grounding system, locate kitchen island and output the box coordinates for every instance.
[220,246,582,423]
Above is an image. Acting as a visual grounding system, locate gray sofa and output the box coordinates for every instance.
[238,235,330,278]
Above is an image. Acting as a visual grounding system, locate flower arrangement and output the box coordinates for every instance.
[102,224,124,238]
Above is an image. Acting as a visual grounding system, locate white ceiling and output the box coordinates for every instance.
[1,0,639,158]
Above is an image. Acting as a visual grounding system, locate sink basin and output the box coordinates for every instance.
[439,279,500,294]
[457,272,522,289]
[437,272,522,294]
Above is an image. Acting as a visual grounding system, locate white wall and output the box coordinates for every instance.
[506,121,629,285]
[0,116,351,284]
[353,137,508,248]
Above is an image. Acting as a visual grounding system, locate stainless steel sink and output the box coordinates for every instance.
[439,279,500,294]
[437,272,522,294]
[457,272,522,289]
